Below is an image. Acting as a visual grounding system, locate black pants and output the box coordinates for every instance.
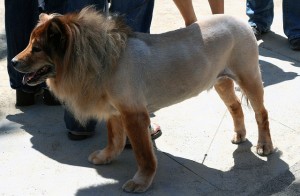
[5,0,42,92]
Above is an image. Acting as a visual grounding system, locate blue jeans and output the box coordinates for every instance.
[65,0,154,32]
[62,0,154,132]
[110,0,154,33]
[43,0,105,132]
[246,0,300,40]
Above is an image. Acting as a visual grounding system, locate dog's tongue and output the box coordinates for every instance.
[22,73,35,85]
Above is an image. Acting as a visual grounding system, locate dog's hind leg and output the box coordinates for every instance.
[88,115,126,164]
[235,69,273,156]
[214,77,247,144]
[120,109,157,193]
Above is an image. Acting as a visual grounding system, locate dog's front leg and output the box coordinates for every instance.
[120,110,157,193]
[89,115,126,164]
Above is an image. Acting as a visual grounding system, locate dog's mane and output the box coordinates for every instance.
[59,7,132,84]
[42,7,132,123]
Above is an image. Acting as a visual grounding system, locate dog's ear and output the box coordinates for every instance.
[47,18,67,54]
[39,13,52,23]
[47,18,65,42]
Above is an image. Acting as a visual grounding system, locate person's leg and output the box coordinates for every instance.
[173,0,197,26]
[56,0,105,140]
[66,0,105,13]
[173,0,223,27]
[5,0,42,106]
[282,0,300,50]
[246,0,274,39]
[44,0,68,14]
[64,110,97,140]
[208,0,224,14]
[45,0,105,14]
[110,0,154,33]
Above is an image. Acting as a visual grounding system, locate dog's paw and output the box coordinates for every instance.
[88,150,113,165]
[122,179,149,193]
[256,142,274,156]
[231,133,246,144]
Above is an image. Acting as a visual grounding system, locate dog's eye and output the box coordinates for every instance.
[32,46,42,53]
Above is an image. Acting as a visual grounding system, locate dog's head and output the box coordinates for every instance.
[12,13,67,86]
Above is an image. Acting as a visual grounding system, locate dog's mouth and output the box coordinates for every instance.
[22,65,54,86]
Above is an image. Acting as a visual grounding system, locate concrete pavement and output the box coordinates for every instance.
[1,0,300,195]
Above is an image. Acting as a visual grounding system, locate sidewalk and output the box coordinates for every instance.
[1,1,300,195]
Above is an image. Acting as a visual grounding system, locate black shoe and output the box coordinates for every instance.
[289,38,300,50]
[252,26,262,40]
[43,88,61,106]
[16,89,35,106]
[68,131,95,140]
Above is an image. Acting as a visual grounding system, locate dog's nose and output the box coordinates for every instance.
[11,57,19,68]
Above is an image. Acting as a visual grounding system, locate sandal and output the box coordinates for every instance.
[125,122,162,149]
[149,122,162,140]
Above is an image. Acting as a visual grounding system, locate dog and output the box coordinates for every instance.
[12,7,273,193]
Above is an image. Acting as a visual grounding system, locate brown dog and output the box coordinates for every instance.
[12,7,273,193]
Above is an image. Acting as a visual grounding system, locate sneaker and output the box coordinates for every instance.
[289,38,300,50]
[16,89,35,106]
[252,26,262,40]
[68,130,95,140]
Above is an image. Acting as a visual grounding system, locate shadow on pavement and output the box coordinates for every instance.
[4,104,296,195]
[75,141,294,195]
[259,31,300,67]
[5,103,101,167]
[0,31,7,60]
[260,59,299,87]
[257,32,300,87]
